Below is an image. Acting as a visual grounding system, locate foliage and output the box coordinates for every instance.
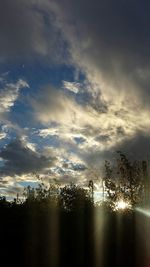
[104,152,147,208]
[60,183,92,211]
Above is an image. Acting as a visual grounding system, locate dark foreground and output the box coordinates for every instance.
[0,202,150,267]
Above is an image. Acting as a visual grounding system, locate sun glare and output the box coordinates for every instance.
[114,199,131,211]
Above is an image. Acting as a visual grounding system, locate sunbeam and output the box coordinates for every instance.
[136,208,150,218]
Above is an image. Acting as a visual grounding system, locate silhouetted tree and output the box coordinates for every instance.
[104,152,146,207]
[60,183,92,211]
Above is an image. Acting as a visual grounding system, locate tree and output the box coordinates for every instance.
[104,152,145,208]
[60,184,92,211]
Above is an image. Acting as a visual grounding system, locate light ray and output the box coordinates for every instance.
[136,207,150,218]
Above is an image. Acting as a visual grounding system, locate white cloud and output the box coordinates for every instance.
[0,78,29,114]
[0,132,7,140]
[38,128,59,138]
[33,83,148,153]
[63,81,80,93]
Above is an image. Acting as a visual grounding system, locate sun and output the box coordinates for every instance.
[114,199,131,211]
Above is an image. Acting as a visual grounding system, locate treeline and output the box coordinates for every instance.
[0,183,94,211]
[0,183,138,267]
[0,152,149,267]
[0,183,95,267]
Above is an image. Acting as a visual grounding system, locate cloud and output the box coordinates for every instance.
[31,82,148,159]
[31,85,100,126]
[51,0,150,98]
[38,128,59,138]
[115,131,150,161]
[0,0,67,63]
[46,0,150,113]
[42,0,150,161]
[2,1,150,152]
[30,78,150,176]
[1,0,150,196]
[0,77,29,140]
[0,132,7,140]
[0,139,55,176]
[63,81,80,94]
[0,78,29,114]
[81,130,150,170]
[0,174,24,199]
[1,0,150,104]
[31,88,75,125]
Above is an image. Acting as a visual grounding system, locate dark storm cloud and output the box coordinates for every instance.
[0,139,55,175]
[0,0,67,63]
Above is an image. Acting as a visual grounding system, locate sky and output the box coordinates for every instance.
[0,0,150,198]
